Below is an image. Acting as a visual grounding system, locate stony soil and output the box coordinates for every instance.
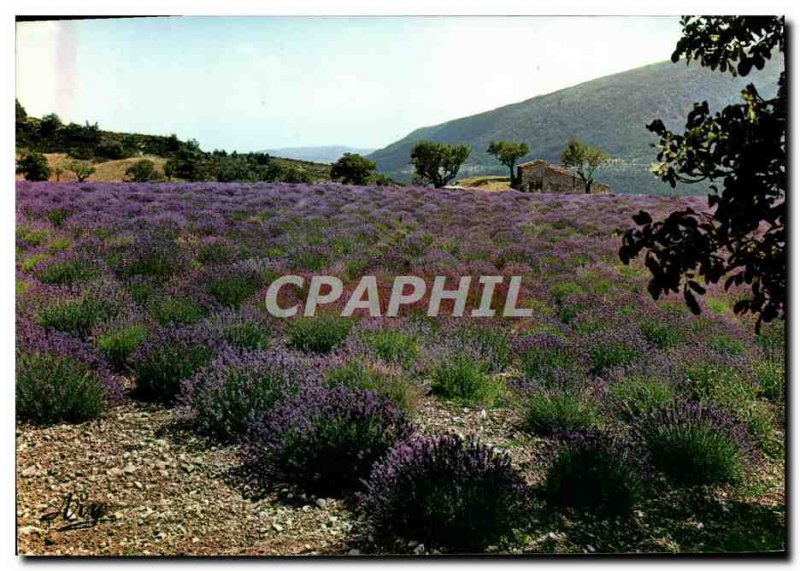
[17,395,785,556]
[16,394,539,556]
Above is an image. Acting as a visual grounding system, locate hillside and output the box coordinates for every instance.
[263,145,376,164]
[368,57,783,195]
[16,105,332,183]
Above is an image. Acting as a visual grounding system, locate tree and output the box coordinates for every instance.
[39,113,62,139]
[16,152,51,181]
[67,160,96,182]
[410,141,471,188]
[560,138,609,193]
[619,16,785,330]
[15,99,27,123]
[330,153,376,185]
[125,159,161,182]
[487,141,529,185]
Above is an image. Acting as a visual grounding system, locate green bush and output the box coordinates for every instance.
[37,297,119,338]
[124,159,162,182]
[639,319,684,348]
[368,328,419,365]
[287,314,352,354]
[326,359,416,412]
[221,320,271,350]
[36,259,99,285]
[638,405,753,486]
[524,392,597,436]
[753,360,784,401]
[16,151,51,181]
[17,352,106,424]
[129,328,217,404]
[543,432,642,516]
[683,362,756,410]
[587,340,642,373]
[607,376,674,421]
[205,276,259,308]
[430,355,501,405]
[97,325,148,371]
[148,296,207,326]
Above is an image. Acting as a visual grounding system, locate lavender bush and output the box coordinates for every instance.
[244,385,413,495]
[17,319,123,424]
[182,349,316,442]
[359,434,528,552]
[636,403,758,486]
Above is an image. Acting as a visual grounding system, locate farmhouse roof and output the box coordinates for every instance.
[517,159,575,177]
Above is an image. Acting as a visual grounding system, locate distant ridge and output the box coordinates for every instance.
[264,145,376,164]
[368,57,782,195]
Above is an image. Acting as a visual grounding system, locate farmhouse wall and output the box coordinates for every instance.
[516,159,609,194]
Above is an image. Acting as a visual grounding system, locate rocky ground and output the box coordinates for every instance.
[16,394,539,556]
[16,395,785,556]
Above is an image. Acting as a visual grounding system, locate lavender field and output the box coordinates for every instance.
[16,181,785,555]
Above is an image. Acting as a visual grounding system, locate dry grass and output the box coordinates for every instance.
[457,175,513,192]
[16,154,169,183]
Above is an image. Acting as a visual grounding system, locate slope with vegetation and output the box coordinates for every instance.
[15,102,332,184]
[368,57,782,195]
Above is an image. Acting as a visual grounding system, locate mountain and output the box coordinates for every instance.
[368,57,783,195]
[264,145,376,164]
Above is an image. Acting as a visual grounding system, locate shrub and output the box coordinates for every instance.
[205,274,259,308]
[147,296,207,326]
[211,310,272,351]
[129,326,220,404]
[17,352,109,424]
[326,359,416,412]
[543,430,642,516]
[37,295,120,338]
[97,325,148,371]
[182,350,313,442]
[524,391,597,436]
[753,359,784,401]
[515,333,583,386]
[637,404,756,486]
[359,435,528,552]
[16,320,122,424]
[586,333,645,373]
[197,237,236,265]
[740,402,783,458]
[639,319,684,348]
[430,354,501,405]
[244,386,413,495]
[607,376,675,421]
[36,258,99,285]
[458,326,511,372]
[287,314,352,354]
[114,235,186,279]
[709,333,747,355]
[368,328,419,365]
[124,159,162,182]
[16,151,51,181]
[682,361,757,409]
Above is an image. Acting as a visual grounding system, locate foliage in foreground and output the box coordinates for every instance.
[637,403,757,486]
[543,430,643,516]
[244,386,413,495]
[359,434,528,553]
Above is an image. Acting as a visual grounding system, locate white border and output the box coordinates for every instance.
[3,2,798,569]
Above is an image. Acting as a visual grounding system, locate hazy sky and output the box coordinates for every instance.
[16,16,682,151]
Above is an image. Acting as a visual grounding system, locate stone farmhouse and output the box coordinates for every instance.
[515,159,610,194]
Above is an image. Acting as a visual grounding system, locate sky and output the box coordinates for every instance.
[16,16,683,152]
